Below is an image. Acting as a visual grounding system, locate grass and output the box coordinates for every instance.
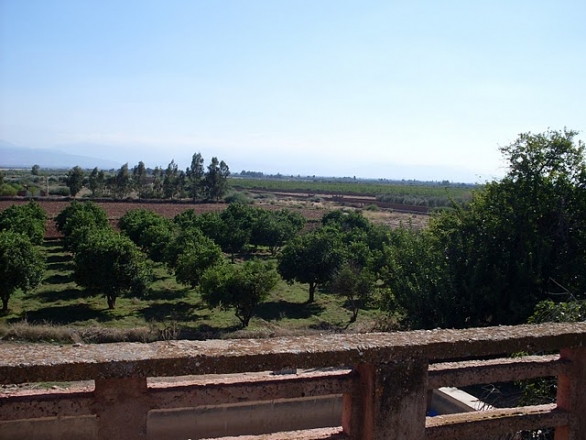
[0,239,388,343]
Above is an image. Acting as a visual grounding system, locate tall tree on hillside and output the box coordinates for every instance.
[187,152,205,202]
[66,166,84,197]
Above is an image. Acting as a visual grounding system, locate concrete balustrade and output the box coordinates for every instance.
[0,322,585,440]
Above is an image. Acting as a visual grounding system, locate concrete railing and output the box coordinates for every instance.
[1,322,585,440]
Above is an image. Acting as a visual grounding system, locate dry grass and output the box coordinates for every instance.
[0,320,161,344]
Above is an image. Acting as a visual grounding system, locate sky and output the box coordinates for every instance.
[1,1,585,182]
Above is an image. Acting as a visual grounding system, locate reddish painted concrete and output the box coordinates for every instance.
[0,322,585,440]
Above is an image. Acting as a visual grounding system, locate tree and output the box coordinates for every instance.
[250,208,305,255]
[204,157,230,201]
[119,209,175,262]
[174,235,223,288]
[0,201,47,245]
[331,262,376,323]
[277,227,346,302]
[186,152,205,202]
[200,259,278,327]
[392,128,586,329]
[218,203,255,261]
[55,201,109,251]
[66,166,85,197]
[0,231,45,311]
[132,161,148,198]
[73,229,152,309]
[88,167,105,197]
[378,226,458,329]
[163,160,179,199]
[113,163,132,198]
[31,164,40,176]
[151,167,164,198]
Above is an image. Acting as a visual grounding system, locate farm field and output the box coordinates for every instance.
[0,195,423,342]
[0,197,428,238]
[0,239,389,343]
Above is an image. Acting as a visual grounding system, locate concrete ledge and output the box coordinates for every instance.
[1,323,585,384]
[426,404,567,440]
[200,427,348,440]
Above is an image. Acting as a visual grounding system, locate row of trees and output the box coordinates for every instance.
[66,153,231,201]
[51,201,306,325]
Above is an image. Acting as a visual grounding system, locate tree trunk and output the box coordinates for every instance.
[1,296,8,312]
[107,296,116,309]
[308,283,316,303]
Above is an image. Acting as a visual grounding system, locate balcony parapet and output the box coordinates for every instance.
[0,322,585,440]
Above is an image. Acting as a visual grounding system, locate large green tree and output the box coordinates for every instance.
[250,208,306,255]
[119,208,175,262]
[385,129,586,329]
[174,235,223,288]
[200,260,278,327]
[55,201,109,251]
[73,229,152,309]
[277,227,346,303]
[0,231,45,311]
[0,201,47,245]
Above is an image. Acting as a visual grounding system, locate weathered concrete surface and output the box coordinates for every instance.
[425,404,567,440]
[555,347,586,440]
[148,396,343,440]
[200,427,348,439]
[1,323,585,384]
[428,354,567,388]
[0,416,97,440]
[1,323,586,440]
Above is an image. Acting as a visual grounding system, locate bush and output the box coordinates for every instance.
[48,186,70,196]
[224,191,252,204]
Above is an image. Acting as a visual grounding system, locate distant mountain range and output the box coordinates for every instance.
[0,141,121,170]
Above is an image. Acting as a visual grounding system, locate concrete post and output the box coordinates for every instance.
[342,364,376,440]
[555,347,586,440]
[342,359,428,440]
[94,377,149,440]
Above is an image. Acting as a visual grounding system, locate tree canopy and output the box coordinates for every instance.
[73,229,152,309]
[278,227,345,303]
[0,201,46,245]
[0,231,45,311]
[382,129,586,329]
[200,259,278,327]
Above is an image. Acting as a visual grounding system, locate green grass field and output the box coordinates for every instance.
[0,239,389,343]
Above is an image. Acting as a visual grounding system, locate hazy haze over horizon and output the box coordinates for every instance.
[1,1,585,183]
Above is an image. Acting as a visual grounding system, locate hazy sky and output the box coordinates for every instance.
[1,1,585,182]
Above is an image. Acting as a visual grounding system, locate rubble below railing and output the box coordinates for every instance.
[0,322,585,440]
